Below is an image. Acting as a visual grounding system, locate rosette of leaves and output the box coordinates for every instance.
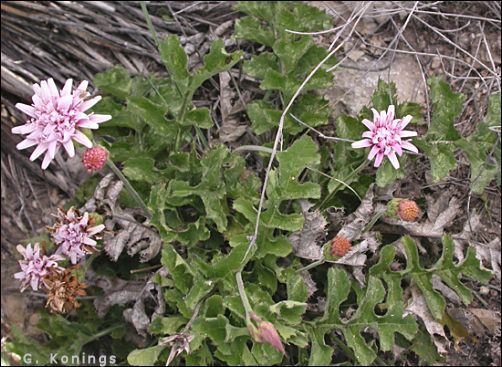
[415,78,500,194]
[234,1,337,135]
[126,137,321,365]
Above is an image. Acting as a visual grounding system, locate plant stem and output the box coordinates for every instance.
[87,324,122,343]
[236,272,253,323]
[106,158,151,218]
[296,259,325,273]
[130,264,162,274]
[140,1,159,46]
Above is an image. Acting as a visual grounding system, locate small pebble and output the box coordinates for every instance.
[479,286,490,295]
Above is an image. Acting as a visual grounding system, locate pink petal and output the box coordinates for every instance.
[88,224,105,236]
[402,140,419,153]
[76,80,89,92]
[30,144,48,161]
[16,139,38,150]
[57,95,73,113]
[30,277,39,291]
[14,271,26,280]
[80,96,102,111]
[368,145,379,161]
[83,237,97,246]
[47,78,59,98]
[41,80,53,103]
[89,114,112,124]
[48,140,58,159]
[387,105,395,122]
[371,108,379,122]
[374,152,384,167]
[351,139,373,149]
[15,103,36,117]
[399,130,417,138]
[387,151,400,169]
[32,93,43,107]
[61,79,73,96]
[362,131,373,139]
[400,115,413,128]
[361,119,375,130]
[393,143,403,156]
[73,131,93,148]
[77,120,99,129]
[41,152,53,169]
[63,140,75,157]
[12,124,36,135]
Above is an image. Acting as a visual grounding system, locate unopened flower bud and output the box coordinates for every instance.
[82,146,108,172]
[398,199,421,222]
[386,198,421,222]
[248,313,285,355]
[331,235,352,257]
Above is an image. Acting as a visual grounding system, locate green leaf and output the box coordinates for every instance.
[247,100,281,135]
[127,345,164,366]
[190,40,242,92]
[94,66,132,100]
[371,79,398,111]
[417,141,457,182]
[159,35,189,84]
[149,316,187,335]
[269,300,307,325]
[427,77,464,140]
[243,52,279,80]
[376,156,407,187]
[322,267,351,323]
[128,96,177,138]
[307,326,333,366]
[183,108,214,128]
[123,156,159,184]
[411,328,444,365]
[371,236,492,321]
[235,16,275,47]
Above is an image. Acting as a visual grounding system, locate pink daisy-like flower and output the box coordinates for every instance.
[49,207,105,264]
[12,78,111,169]
[351,105,418,169]
[14,243,64,292]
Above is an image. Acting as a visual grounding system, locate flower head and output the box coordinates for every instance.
[398,199,421,222]
[14,243,64,292]
[351,105,418,169]
[331,235,352,257]
[49,207,105,264]
[82,146,108,172]
[44,266,87,314]
[12,78,111,169]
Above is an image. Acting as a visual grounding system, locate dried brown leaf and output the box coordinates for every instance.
[289,200,327,260]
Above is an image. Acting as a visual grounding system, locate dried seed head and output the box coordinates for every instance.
[82,145,108,172]
[331,235,352,257]
[44,266,87,314]
[398,199,420,222]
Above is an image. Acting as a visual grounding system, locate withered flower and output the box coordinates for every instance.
[44,266,87,314]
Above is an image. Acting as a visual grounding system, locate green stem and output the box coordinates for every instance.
[87,324,122,343]
[106,158,151,218]
[236,271,253,323]
[175,91,192,151]
[296,259,325,273]
[140,1,159,46]
[318,159,370,210]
